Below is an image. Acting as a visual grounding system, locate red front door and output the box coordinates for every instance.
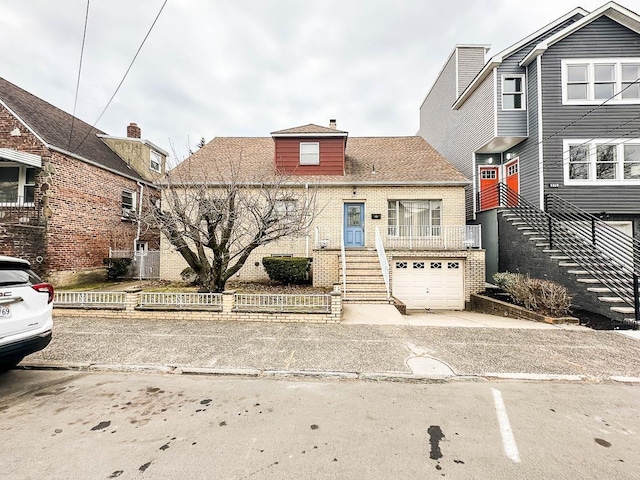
[479,166,499,210]
[505,159,519,206]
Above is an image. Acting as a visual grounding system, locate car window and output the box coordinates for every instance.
[0,268,41,287]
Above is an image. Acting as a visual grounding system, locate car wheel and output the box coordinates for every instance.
[0,356,24,373]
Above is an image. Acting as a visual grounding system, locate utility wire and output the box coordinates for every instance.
[68,0,91,150]
[71,0,168,153]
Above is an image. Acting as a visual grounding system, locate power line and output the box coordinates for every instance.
[68,0,91,150]
[71,0,168,153]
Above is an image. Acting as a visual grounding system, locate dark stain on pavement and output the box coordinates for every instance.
[454,459,465,464]
[595,438,612,448]
[108,471,123,478]
[160,443,170,451]
[219,421,227,426]
[139,462,152,472]
[200,399,212,405]
[428,425,445,460]
[310,424,319,430]
[146,387,161,394]
[91,421,111,431]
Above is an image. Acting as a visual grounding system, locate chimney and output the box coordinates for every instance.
[127,122,141,139]
[329,119,337,129]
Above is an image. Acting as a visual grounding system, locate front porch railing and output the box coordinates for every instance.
[314,224,481,250]
[374,227,390,299]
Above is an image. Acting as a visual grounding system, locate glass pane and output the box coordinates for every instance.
[569,145,589,162]
[503,95,515,109]
[622,64,640,82]
[624,144,640,163]
[569,163,589,180]
[596,162,616,179]
[594,82,614,100]
[594,64,615,82]
[122,191,134,209]
[24,185,35,203]
[0,167,19,202]
[503,78,521,93]
[567,65,588,82]
[624,163,640,179]
[25,167,36,184]
[567,83,588,100]
[596,145,616,163]
[347,206,361,227]
[621,83,640,99]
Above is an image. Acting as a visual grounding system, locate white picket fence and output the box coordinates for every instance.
[138,292,223,309]
[234,293,331,313]
[54,292,127,308]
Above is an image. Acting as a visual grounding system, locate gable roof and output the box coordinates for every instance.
[520,1,640,66]
[451,7,588,109]
[169,136,468,185]
[271,123,349,136]
[0,77,146,182]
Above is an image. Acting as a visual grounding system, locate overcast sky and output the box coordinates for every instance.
[1,0,614,162]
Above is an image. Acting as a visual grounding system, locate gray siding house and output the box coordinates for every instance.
[419,2,640,326]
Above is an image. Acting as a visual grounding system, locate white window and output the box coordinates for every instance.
[274,199,297,218]
[562,59,640,104]
[150,151,162,173]
[122,190,136,218]
[299,142,319,165]
[387,200,442,237]
[0,163,35,205]
[502,75,525,110]
[564,139,640,184]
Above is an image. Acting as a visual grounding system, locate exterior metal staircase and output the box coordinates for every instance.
[340,250,391,303]
[485,183,639,328]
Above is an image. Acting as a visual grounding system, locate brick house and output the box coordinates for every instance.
[0,77,166,285]
[161,122,485,310]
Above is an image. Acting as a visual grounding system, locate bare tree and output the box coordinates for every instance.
[145,151,319,292]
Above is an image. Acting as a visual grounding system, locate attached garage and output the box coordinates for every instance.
[392,258,465,310]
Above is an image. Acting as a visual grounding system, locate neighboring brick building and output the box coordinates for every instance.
[0,77,166,285]
[161,121,485,309]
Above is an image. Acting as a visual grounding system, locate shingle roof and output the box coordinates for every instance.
[271,123,348,135]
[169,136,468,184]
[0,77,144,181]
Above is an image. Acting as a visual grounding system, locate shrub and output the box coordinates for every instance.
[102,257,132,281]
[180,267,202,286]
[262,257,311,285]
[494,272,571,317]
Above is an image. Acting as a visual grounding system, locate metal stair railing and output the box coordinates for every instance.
[481,183,639,324]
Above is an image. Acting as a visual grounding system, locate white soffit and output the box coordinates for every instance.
[0,148,42,167]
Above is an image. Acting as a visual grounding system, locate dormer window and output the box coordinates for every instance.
[150,151,162,173]
[299,142,319,165]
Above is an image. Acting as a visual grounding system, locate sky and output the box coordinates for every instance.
[0,0,614,163]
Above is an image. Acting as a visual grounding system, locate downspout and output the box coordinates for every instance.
[305,183,309,257]
[134,181,144,252]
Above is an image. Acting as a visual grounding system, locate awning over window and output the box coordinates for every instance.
[0,148,42,168]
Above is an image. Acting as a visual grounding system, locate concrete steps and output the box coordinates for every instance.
[340,250,389,304]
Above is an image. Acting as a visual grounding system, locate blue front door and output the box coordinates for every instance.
[344,203,365,247]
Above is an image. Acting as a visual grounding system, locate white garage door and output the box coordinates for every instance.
[392,259,464,310]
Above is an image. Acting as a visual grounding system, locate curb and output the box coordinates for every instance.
[17,362,640,384]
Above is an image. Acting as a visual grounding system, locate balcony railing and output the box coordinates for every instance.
[0,195,40,225]
[314,224,481,250]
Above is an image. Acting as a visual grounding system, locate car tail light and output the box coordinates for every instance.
[32,283,54,304]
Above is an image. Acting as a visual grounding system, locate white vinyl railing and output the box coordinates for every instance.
[340,224,347,294]
[385,225,481,249]
[233,293,331,313]
[139,292,222,309]
[374,227,390,299]
[54,291,126,308]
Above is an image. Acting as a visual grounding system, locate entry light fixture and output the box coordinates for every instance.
[487,157,494,164]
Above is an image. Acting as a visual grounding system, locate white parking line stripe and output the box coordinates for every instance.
[492,388,521,463]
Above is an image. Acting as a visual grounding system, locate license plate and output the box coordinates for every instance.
[0,306,11,318]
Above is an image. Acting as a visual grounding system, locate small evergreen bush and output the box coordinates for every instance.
[102,257,132,280]
[262,257,311,285]
[180,267,202,286]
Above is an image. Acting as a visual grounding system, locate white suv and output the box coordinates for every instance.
[0,256,53,371]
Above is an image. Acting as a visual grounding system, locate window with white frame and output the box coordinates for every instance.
[564,139,640,183]
[299,142,319,165]
[0,163,35,204]
[274,199,297,218]
[150,151,162,173]
[502,75,525,110]
[121,190,136,218]
[387,200,442,237]
[562,59,640,104]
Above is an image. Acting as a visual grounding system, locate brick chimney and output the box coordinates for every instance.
[127,122,141,139]
[329,119,337,129]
